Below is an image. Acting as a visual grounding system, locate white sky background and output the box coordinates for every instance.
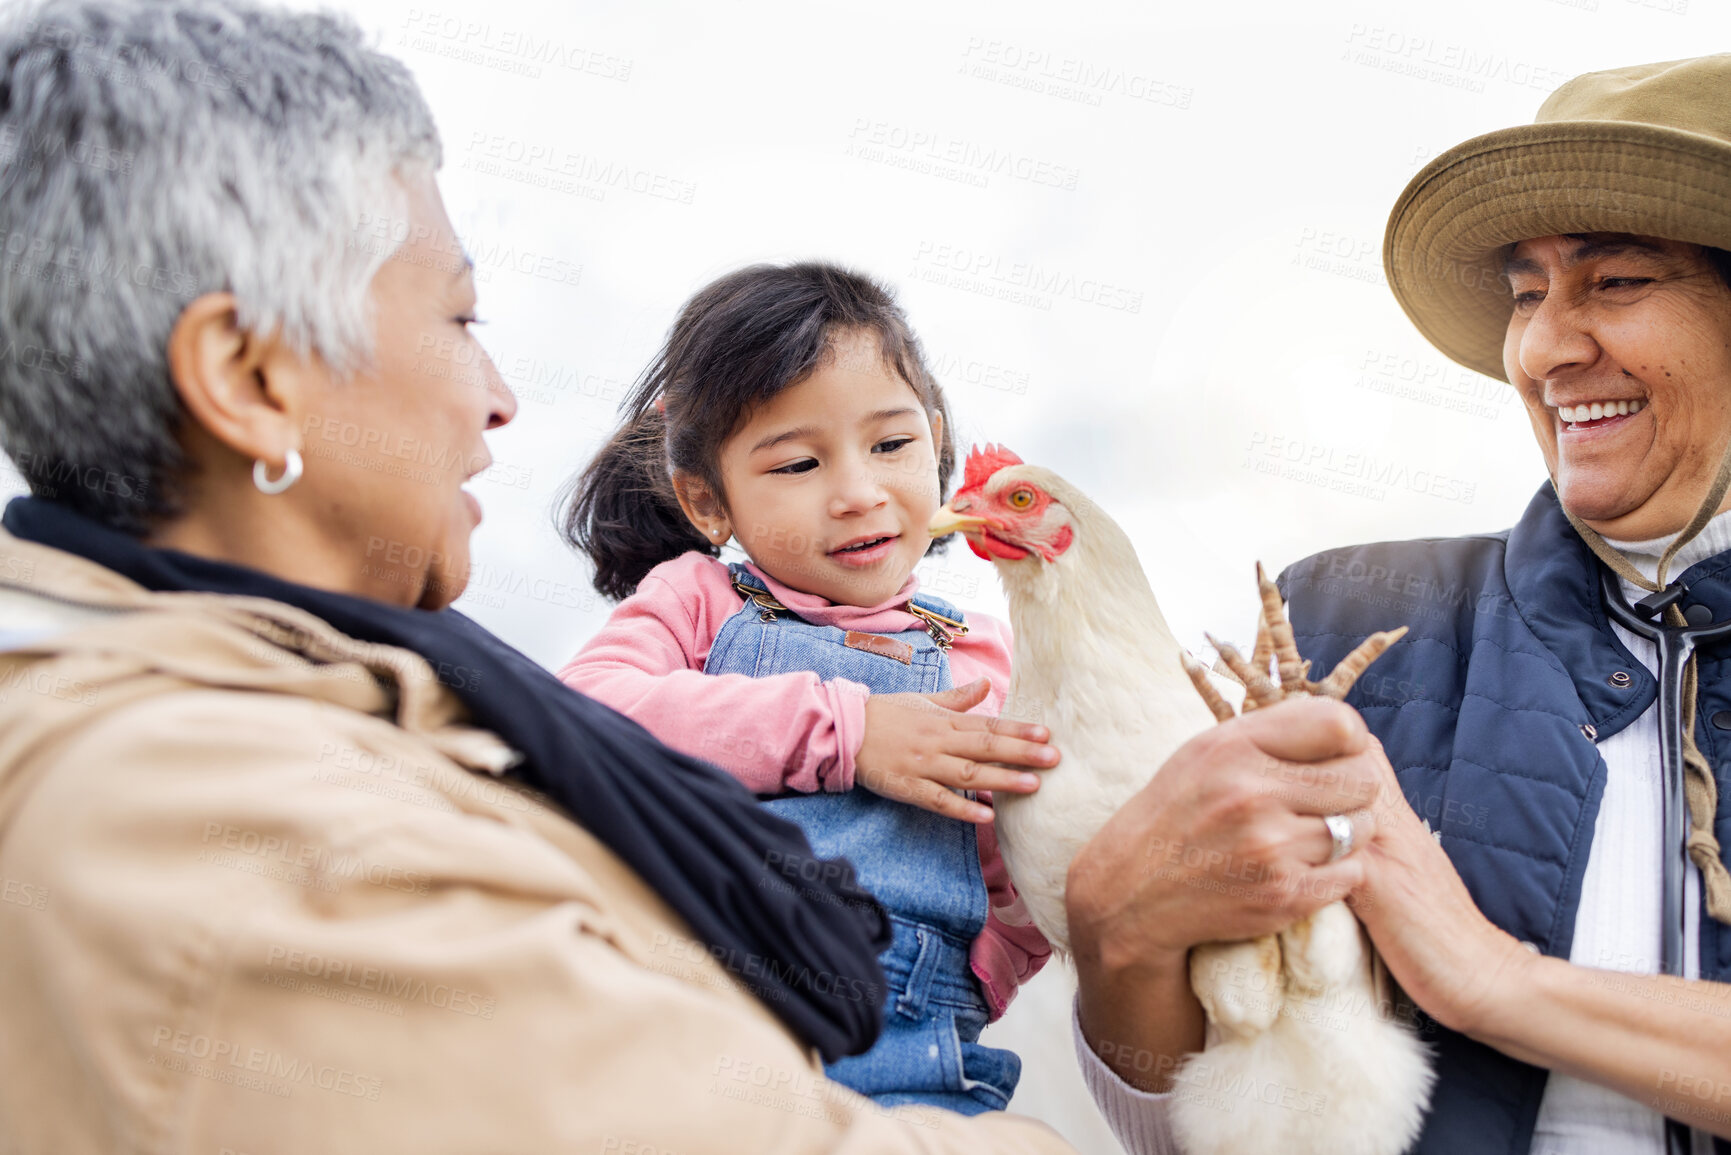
[329,0,1717,675]
[6,0,1724,1147]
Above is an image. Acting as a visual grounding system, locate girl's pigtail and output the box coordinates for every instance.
[561,402,716,601]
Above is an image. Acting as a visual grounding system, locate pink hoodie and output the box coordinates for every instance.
[557,551,1051,1020]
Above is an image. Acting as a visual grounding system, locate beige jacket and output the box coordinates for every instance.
[0,527,1074,1155]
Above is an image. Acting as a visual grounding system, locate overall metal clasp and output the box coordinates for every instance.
[731,576,789,624]
[905,602,969,651]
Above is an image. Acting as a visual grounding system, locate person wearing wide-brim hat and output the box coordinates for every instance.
[1063,55,1731,1155]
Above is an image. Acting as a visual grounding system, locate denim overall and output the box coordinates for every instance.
[703,564,1021,1115]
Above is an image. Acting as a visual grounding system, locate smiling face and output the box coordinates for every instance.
[695,328,944,606]
[1502,233,1731,539]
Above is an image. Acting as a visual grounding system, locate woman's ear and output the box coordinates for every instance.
[671,471,732,545]
[165,291,305,470]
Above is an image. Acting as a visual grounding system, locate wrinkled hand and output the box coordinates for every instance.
[1067,697,1383,970]
[854,678,1058,823]
[1349,737,1536,1036]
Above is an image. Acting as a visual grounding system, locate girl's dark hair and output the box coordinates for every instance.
[561,263,956,601]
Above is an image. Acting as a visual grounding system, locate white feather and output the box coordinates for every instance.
[987,466,1223,952]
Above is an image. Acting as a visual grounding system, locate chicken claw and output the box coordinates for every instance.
[1249,605,1275,677]
[1314,627,1410,699]
[1205,633,1282,710]
[1181,651,1236,723]
[1256,562,1309,695]
[1189,568,1407,712]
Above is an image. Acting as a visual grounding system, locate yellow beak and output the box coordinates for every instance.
[929,504,988,539]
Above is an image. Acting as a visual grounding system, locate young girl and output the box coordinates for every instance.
[556,263,1057,1116]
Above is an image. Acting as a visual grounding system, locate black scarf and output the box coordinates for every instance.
[2,496,888,1061]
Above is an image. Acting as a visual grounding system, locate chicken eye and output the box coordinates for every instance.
[1007,487,1035,510]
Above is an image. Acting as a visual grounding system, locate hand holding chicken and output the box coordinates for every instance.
[929,445,1434,1155]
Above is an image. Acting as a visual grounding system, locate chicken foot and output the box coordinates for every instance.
[1189,563,1407,710]
[1179,563,1407,1039]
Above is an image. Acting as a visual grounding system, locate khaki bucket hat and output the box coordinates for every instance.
[1383,54,1731,382]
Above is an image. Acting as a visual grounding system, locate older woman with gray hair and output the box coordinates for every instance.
[1063,53,1731,1155]
[0,1,1091,1149]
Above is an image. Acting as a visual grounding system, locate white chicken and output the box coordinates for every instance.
[928,444,1434,1155]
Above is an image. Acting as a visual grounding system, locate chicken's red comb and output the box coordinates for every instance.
[961,443,1023,491]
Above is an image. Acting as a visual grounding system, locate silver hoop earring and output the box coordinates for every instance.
[253,448,303,495]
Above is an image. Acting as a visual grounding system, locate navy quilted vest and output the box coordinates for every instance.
[1280,482,1731,1155]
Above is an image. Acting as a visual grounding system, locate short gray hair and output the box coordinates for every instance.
[0,0,442,533]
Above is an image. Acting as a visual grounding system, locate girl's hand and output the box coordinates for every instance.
[855,678,1058,823]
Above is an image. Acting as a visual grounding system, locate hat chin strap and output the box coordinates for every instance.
[1562,441,1731,928]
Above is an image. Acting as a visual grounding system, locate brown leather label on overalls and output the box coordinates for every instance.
[844,631,914,665]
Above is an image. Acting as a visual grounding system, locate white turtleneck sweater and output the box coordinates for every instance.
[1072,511,1731,1155]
